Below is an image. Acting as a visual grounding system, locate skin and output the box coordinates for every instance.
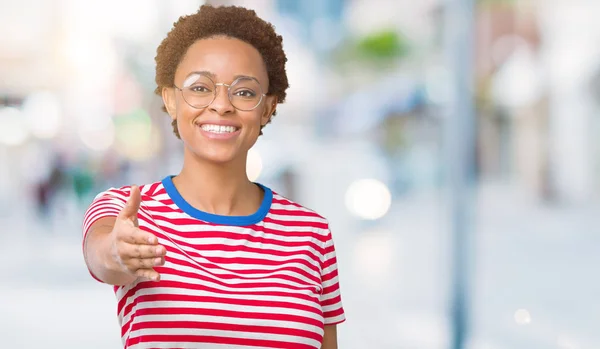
[83,36,338,348]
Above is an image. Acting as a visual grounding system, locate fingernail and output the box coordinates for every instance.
[154,258,162,266]
[148,237,154,244]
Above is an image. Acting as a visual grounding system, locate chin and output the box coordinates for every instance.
[202,153,238,164]
[188,146,240,164]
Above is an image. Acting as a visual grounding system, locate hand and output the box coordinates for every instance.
[108,185,166,281]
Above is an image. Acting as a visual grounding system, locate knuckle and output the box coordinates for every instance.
[145,245,156,258]
[138,246,147,258]
[126,247,138,265]
[136,258,145,269]
[116,243,127,257]
[141,259,152,269]
[124,260,137,272]
[119,243,131,257]
[131,229,142,241]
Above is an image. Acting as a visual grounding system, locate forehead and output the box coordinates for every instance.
[175,37,268,86]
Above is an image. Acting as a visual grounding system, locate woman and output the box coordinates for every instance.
[82,4,345,349]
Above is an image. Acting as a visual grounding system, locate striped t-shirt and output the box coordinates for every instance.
[82,176,345,349]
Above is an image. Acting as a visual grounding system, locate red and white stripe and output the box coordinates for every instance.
[82,182,345,349]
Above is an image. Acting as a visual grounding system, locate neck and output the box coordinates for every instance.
[172,148,263,216]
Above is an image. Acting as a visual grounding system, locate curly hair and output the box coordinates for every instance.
[154,4,289,138]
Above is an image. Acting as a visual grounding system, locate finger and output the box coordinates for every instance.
[118,185,141,224]
[119,227,159,245]
[135,268,161,282]
[121,243,166,259]
[128,256,165,270]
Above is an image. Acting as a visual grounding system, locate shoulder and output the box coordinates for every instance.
[269,190,331,232]
[270,191,328,221]
[93,180,164,202]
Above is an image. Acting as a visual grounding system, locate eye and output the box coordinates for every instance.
[234,89,256,98]
[190,85,211,93]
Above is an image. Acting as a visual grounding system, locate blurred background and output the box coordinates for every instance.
[0,0,599,348]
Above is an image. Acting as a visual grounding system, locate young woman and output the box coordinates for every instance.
[82,5,345,349]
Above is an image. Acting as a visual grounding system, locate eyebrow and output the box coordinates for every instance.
[185,71,261,83]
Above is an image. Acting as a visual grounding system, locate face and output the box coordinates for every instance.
[162,36,276,165]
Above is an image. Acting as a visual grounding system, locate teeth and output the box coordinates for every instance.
[200,124,237,133]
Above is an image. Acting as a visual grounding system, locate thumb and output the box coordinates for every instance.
[118,185,141,223]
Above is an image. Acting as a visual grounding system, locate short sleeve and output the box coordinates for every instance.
[320,228,346,325]
[82,187,131,242]
[81,187,131,283]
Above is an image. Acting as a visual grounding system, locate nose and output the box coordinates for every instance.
[208,84,235,115]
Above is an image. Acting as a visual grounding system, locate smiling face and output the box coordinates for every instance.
[162,36,277,165]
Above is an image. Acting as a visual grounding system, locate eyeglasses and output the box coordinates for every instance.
[174,73,267,111]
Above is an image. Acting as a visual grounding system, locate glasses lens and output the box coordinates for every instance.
[181,74,215,108]
[229,78,263,111]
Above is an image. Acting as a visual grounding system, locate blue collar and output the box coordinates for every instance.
[161,175,272,226]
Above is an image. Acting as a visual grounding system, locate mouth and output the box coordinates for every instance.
[197,123,240,134]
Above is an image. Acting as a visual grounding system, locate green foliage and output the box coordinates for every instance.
[329,29,411,72]
[355,30,409,60]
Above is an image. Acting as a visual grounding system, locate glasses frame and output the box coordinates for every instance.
[173,75,267,111]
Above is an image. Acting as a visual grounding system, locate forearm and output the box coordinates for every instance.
[321,325,338,349]
[84,218,136,286]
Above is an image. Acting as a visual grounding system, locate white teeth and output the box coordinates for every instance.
[200,124,237,134]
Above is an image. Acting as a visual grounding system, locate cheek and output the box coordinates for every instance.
[240,108,264,125]
[175,108,200,140]
[176,98,196,119]
[176,102,204,131]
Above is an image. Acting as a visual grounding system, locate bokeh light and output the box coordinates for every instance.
[246,147,263,182]
[78,117,116,152]
[0,107,29,146]
[345,178,392,220]
[22,91,62,139]
[513,309,532,325]
[114,108,157,161]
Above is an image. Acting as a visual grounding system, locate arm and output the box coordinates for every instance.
[321,325,338,349]
[319,226,346,348]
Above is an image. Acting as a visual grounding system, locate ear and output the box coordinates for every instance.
[261,95,278,126]
[162,87,177,120]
